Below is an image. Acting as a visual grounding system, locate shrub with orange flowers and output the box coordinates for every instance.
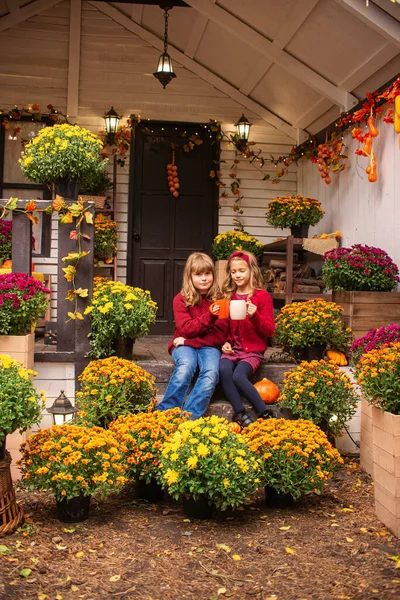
[18,424,128,501]
[108,409,189,484]
[77,356,157,427]
[243,419,343,499]
[278,360,358,435]
[94,213,118,261]
[355,341,400,415]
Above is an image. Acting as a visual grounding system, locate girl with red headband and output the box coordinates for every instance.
[220,250,275,427]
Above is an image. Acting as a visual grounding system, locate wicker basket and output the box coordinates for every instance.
[79,195,107,210]
[0,451,24,536]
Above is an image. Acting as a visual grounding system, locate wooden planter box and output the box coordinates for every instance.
[0,333,35,480]
[215,260,228,289]
[332,291,400,339]
[372,407,400,537]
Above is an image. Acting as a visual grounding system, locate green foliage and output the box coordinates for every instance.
[0,355,45,443]
[278,360,358,436]
[19,123,107,184]
[274,299,353,352]
[243,419,344,499]
[158,416,261,511]
[212,230,264,262]
[79,169,113,196]
[85,278,157,359]
[77,356,157,427]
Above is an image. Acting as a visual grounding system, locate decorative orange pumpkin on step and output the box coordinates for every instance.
[1,260,12,268]
[229,422,241,434]
[326,350,348,366]
[254,378,280,404]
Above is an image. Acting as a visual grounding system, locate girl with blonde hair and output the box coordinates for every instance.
[157,252,228,419]
[220,250,275,428]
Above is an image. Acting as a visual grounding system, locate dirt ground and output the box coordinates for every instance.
[1,459,399,600]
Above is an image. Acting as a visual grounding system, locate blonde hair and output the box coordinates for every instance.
[222,250,265,297]
[181,252,220,306]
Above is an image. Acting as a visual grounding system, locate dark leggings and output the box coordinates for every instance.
[219,359,266,416]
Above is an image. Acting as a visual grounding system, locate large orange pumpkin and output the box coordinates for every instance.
[254,378,280,404]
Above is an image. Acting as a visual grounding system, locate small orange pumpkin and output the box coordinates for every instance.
[254,378,280,404]
[229,422,241,434]
[1,260,12,268]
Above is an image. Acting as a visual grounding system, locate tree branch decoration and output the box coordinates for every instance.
[0,196,93,322]
[0,103,69,144]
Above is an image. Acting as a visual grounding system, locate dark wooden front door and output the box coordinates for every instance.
[128,121,219,334]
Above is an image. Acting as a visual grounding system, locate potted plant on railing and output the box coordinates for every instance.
[0,355,44,535]
[18,424,128,523]
[158,415,261,518]
[274,298,353,361]
[212,230,264,285]
[354,341,400,537]
[19,123,107,200]
[84,277,157,359]
[243,418,343,507]
[79,168,113,210]
[76,356,157,428]
[322,244,400,339]
[278,359,358,438]
[108,409,189,502]
[265,195,324,238]
[94,213,118,264]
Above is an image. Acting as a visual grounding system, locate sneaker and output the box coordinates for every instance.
[234,411,254,428]
[258,408,274,420]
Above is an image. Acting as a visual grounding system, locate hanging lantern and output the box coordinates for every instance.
[236,114,252,145]
[47,390,79,426]
[104,106,120,138]
[154,6,176,89]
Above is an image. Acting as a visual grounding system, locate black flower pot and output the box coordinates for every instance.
[290,224,309,238]
[54,177,80,200]
[56,495,91,523]
[114,338,136,360]
[0,437,6,461]
[265,486,294,508]
[183,495,214,520]
[295,345,326,362]
[136,478,164,503]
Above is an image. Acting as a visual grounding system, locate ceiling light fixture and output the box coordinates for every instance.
[153,5,176,89]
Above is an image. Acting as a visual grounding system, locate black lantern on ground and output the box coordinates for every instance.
[236,114,252,149]
[153,6,176,89]
[104,106,120,143]
[47,390,79,426]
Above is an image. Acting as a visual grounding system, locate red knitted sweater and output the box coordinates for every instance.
[226,289,275,353]
[168,293,228,354]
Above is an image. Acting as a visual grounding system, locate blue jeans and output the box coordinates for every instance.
[157,346,220,420]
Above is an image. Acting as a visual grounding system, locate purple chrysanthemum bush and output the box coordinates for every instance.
[0,217,35,265]
[322,244,399,292]
[0,272,50,335]
[350,324,400,365]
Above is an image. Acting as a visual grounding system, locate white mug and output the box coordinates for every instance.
[229,299,247,320]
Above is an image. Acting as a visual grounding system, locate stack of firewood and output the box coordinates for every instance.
[263,259,325,294]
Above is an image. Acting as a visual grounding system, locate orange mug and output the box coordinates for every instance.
[209,299,230,319]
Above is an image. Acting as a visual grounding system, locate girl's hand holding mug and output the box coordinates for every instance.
[222,342,233,354]
[246,300,257,317]
[173,336,186,347]
[210,303,220,315]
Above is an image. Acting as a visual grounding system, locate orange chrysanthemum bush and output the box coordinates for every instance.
[355,341,400,415]
[278,360,358,436]
[77,356,157,427]
[108,409,190,484]
[18,424,128,501]
[243,419,343,499]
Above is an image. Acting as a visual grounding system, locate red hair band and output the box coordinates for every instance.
[228,251,250,264]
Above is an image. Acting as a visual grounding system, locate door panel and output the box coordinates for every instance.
[129,122,219,334]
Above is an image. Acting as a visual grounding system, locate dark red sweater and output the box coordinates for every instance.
[168,293,228,354]
[227,289,275,353]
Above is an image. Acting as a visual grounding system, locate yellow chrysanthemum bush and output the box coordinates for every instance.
[266,195,324,229]
[278,360,358,436]
[77,357,157,427]
[274,299,353,354]
[19,123,106,185]
[158,416,261,510]
[18,424,128,501]
[84,278,158,359]
[355,341,400,415]
[108,409,189,484]
[212,230,264,262]
[0,355,45,448]
[243,419,343,499]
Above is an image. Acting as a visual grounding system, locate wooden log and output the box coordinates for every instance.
[293,278,325,288]
[293,284,321,294]
[273,281,286,293]
[269,259,287,269]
